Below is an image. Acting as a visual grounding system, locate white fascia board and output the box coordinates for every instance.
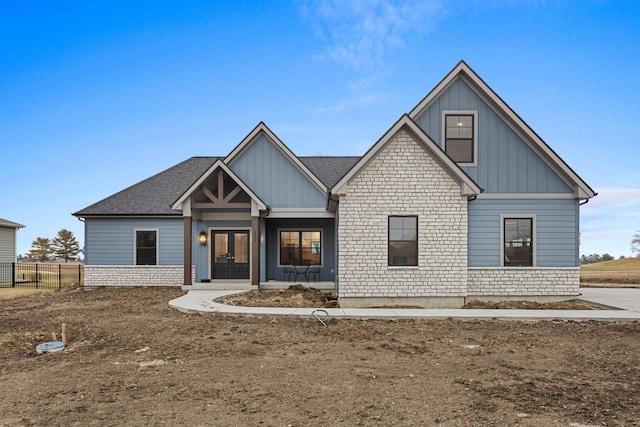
[267,208,335,219]
[224,122,328,195]
[476,193,577,200]
[409,61,595,199]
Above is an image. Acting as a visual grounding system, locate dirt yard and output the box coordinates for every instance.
[220,285,601,310]
[2,287,639,426]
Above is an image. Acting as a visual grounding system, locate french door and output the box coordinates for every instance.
[212,231,250,279]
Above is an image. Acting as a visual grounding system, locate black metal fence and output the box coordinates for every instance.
[0,263,84,290]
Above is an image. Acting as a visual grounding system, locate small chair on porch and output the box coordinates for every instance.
[283,265,296,282]
[307,264,321,282]
[294,265,309,283]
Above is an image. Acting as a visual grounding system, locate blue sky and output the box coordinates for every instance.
[1,0,638,258]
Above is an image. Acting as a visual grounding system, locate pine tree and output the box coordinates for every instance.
[632,231,640,255]
[28,237,53,262]
[51,229,81,262]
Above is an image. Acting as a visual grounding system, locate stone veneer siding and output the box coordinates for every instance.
[338,128,469,299]
[84,265,192,287]
[467,267,580,296]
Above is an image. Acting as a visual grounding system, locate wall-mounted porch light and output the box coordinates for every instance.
[198,231,207,245]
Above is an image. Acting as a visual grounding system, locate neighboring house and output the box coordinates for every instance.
[74,61,596,307]
[0,218,25,263]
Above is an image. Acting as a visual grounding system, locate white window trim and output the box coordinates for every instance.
[133,228,159,265]
[277,228,323,267]
[442,110,478,166]
[499,214,536,267]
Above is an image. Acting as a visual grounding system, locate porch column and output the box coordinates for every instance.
[183,216,192,286]
[251,216,259,287]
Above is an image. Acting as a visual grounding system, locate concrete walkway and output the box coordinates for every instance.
[169,287,640,321]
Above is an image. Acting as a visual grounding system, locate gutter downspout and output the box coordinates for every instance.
[326,192,340,297]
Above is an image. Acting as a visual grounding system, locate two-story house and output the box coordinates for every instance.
[74,61,596,308]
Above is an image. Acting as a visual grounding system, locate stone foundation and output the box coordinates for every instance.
[339,296,465,309]
[467,267,580,297]
[84,265,193,287]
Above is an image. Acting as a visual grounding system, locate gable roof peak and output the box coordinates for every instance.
[408,61,596,199]
[331,114,481,197]
[224,121,328,194]
[171,159,267,211]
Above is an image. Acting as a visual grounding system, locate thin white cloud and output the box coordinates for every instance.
[582,188,640,213]
[303,0,446,71]
[314,92,386,114]
[580,187,640,256]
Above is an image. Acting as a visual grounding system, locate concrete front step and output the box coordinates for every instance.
[184,281,254,291]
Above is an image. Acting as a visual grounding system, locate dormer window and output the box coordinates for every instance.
[443,111,477,165]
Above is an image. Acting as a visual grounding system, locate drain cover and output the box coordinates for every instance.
[36,341,65,354]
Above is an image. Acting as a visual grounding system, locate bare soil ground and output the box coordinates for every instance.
[2,287,640,426]
[221,285,601,310]
[222,284,339,308]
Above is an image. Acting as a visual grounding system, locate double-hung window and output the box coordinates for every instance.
[388,216,418,266]
[280,230,321,266]
[443,111,477,165]
[502,216,535,267]
[135,229,158,265]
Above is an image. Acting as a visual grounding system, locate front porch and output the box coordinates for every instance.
[183,279,336,291]
[172,159,337,290]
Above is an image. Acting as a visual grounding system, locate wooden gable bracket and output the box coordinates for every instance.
[192,169,251,209]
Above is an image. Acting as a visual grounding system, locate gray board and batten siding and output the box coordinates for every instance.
[228,134,327,208]
[468,198,579,267]
[414,78,573,195]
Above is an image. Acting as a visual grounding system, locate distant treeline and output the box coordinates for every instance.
[580,253,616,265]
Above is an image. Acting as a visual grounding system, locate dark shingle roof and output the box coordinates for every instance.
[299,156,361,189]
[74,157,219,216]
[74,155,361,216]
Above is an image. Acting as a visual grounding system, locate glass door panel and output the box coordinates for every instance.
[231,232,249,279]
[212,232,230,279]
[212,231,250,280]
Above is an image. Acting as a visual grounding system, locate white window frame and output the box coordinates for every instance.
[500,214,536,267]
[133,228,159,265]
[442,110,478,166]
[277,228,323,267]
